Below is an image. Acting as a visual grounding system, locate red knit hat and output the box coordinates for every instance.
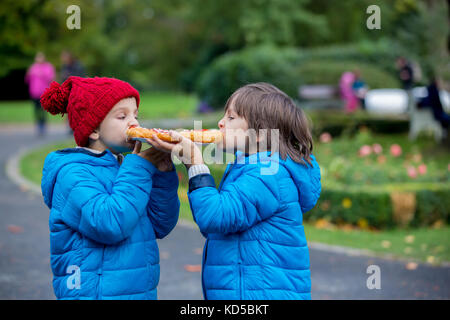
[40,76,140,147]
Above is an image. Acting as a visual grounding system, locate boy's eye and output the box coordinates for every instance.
[228,116,234,120]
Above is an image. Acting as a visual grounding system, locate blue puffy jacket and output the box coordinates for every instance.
[188,151,321,300]
[41,147,180,299]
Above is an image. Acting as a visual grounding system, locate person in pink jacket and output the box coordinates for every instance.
[339,71,358,113]
[25,52,55,136]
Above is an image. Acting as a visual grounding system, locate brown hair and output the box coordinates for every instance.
[224,82,313,166]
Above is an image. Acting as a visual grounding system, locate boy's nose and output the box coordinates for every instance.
[218,119,225,129]
[129,118,139,127]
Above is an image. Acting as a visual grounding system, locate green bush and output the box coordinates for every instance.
[197,43,401,109]
[296,40,401,76]
[296,60,400,89]
[196,45,300,109]
[310,184,450,229]
[306,110,409,137]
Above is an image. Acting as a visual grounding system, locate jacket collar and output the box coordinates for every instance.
[234,150,277,165]
[58,147,123,164]
[77,146,124,164]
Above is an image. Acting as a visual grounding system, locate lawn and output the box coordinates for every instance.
[0,91,199,123]
[21,139,450,265]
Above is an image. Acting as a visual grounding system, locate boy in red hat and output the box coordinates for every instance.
[40,76,180,299]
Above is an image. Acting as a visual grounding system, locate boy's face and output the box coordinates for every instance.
[218,99,253,154]
[89,97,139,153]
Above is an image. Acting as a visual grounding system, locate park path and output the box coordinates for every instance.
[0,123,448,299]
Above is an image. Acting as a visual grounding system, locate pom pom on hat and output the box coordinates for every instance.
[40,81,71,116]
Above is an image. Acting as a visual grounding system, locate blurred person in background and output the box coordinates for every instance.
[352,69,368,110]
[25,52,55,137]
[396,57,414,90]
[339,71,358,113]
[418,75,449,136]
[60,50,86,82]
[396,56,415,115]
[60,50,86,135]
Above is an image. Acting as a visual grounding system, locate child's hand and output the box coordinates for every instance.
[146,131,203,169]
[132,141,174,172]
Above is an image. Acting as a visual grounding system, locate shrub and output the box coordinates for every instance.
[196,45,299,109]
[306,110,409,137]
[197,43,401,109]
[296,60,400,89]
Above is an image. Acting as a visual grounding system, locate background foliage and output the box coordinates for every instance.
[1,0,448,93]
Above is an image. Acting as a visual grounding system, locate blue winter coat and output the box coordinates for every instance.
[41,147,180,299]
[188,151,321,300]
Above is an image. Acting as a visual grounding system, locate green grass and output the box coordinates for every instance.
[137,92,198,119]
[0,100,65,123]
[20,139,76,184]
[0,91,199,123]
[21,139,450,265]
[304,223,449,265]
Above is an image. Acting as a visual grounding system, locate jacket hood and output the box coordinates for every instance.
[235,151,322,214]
[41,148,118,209]
[279,154,322,213]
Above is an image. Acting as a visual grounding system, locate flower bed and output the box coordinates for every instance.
[311,128,450,229]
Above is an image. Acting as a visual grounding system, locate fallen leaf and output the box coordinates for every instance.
[432,220,444,229]
[381,240,391,248]
[314,218,335,230]
[184,264,202,272]
[405,262,418,270]
[404,247,413,254]
[404,235,415,244]
[426,256,436,264]
[160,251,170,260]
[7,225,24,234]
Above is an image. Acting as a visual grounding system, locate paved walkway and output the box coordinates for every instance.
[0,124,448,299]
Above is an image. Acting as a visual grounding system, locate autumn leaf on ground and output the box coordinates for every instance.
[184,264,202,272]
[404,235,415,243]
[7,225,24,234]
[405,262,418,270]
[381,240,391,248]
[314,218,335,230]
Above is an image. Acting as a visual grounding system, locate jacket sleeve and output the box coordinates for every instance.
[187,167,280,234]
[59,154,157,245]
[147,166,180,239]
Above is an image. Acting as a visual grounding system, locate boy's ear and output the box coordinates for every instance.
[89,128,99,141]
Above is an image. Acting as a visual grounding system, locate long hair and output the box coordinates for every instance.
[224,82,313,166]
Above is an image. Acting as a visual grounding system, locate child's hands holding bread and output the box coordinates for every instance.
[132,140,174,172]
[146,131,203,169]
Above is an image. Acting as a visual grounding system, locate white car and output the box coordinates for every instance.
[365,87,450,115]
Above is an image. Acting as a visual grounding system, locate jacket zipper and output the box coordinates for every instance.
[238,235,243,300]
[97,245,105,300]
[201,239,209,300]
